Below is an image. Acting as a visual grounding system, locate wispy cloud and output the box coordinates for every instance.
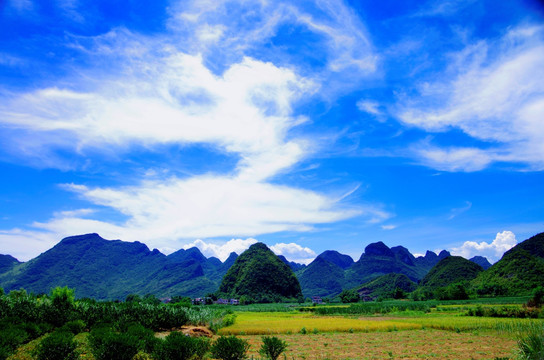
[398,25,544,171]
[381,224,397,230]
[448,201,472,220]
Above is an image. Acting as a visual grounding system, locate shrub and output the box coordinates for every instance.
[299,327,307,335]
[517,330,544,359]
[0,326,29,352]
[0,346,11,360]
[210,336,250,360]
[259,336,288,360]
[153,332,210,360]
[61,320,87,334]
[35,331,79,360]
[527,286,544,308]
[125,324,160,354]
[89,328,140,360]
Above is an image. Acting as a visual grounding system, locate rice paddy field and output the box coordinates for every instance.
[216,302,544,359]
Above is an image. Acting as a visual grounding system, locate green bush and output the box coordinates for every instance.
[0,326,29,352]
[0,346,11,360]
[125,324,159,354]
[153,332,210,360]
[61,320,87,334]
[89,328,140,360]
[517,329,544,359]
[210,336,250,360]
[35,331,79,360]
[259,336,288,360]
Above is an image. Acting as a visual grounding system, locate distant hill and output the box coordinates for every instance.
[472,232,544,295]
[420,256,483,289]
[296,242,451,298]
[218,242,302,302]
[0,233,232,299]
[469,256,492,270]
[357,273,417,299]
[296,256,345,298]
[414,250,451,270]
[0,254,20,274]
[277,255,306,272]
[315,250,354,269]
[343,242,439,289]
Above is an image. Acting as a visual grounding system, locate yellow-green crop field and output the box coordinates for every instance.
[218,310,544,336]
[216,308,544,359]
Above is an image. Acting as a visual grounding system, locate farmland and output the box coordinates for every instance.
[2,290,544,360]
[215,301,544,359]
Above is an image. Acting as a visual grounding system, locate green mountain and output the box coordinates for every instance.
[296,257,345,298]
[218,242,302,301]
[315,250,354,269]
[472,232,544,295]
[0,254,20,274]
[357,273,417,299]
[297,243,451,298]
[344,242,434,289]
[420,256,483,289]
[0,233,232,299]
[277,255,306,272]
[469,256,492,270]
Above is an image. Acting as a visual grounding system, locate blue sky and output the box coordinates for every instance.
[1,0,543,264]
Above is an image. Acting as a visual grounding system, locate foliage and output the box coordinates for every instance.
[153,332,210,360]
[210,336,250,360]
[89,327,141,360]
[218,243,302,302]
[434,283,470,300]
[339,289,359,303]
[60,319,86,334]
[259,336,288,360]
[310,300,433,315]
[527,286,544,308]
[516,329,544,359]
[467,305,541,319]
[34,330,79,360]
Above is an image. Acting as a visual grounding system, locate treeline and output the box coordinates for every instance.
[0,286,231,360]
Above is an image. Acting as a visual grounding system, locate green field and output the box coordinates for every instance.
[3,292,544,360]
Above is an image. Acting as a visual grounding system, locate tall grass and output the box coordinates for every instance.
[308,301,434,315]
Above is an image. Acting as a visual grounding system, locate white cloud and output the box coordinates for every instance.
[168,0,377,75]
[357,100,381,116]
[398,25,544,171]
[182,238,258,261]
[270,242,317,264]
[0,54,312,180]
[381,224,396,230]
[451,230,517,263]
[0,0,385,260]
[51,176,361,246]
[0,229,59,261]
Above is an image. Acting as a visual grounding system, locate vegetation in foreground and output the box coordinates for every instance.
[2,286,544,359]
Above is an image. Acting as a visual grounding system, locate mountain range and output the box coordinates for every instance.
[1,232,542,300]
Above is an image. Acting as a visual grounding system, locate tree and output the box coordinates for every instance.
[339,289,359,303]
